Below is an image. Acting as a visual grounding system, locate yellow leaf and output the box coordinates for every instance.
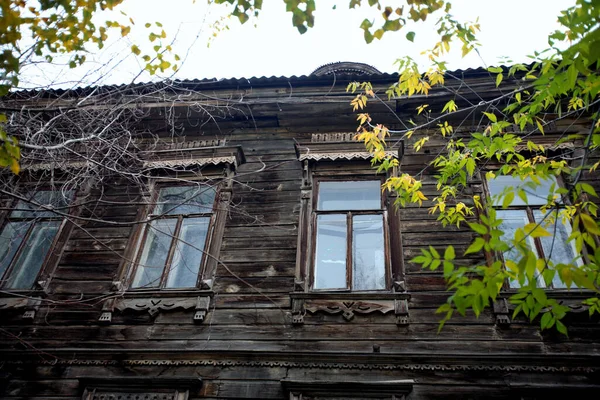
[10,158,19,174]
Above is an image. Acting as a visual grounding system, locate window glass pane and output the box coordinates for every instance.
[496,210,544,288]
[488,175,559,207]
[155,185,216,215]
[0,221,31,282]
[317,181,381,211]
[166,217,210,288]
[314,214,347,289]
[132,219,177,288]
[533,210,582,289]
[4,221,61,289]
[352,214,386,290]
[11,190,73,218]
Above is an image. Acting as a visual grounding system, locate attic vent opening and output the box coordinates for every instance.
[311,62,382,76]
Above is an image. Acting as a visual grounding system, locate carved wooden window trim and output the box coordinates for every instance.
[101,143,244,324]
[79,376,202,400]
[281,378,414,400]
[100,175,231,324]
[292,135,408,325]
[481,171,593,326]
[295,164,405,294]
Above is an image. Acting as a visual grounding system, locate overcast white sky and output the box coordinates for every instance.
[19,0,572,89]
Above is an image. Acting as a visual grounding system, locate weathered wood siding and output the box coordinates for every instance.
[1,70,599,399]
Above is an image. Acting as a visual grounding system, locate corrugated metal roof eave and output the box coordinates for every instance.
[3,65,502,100]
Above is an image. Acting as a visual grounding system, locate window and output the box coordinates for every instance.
[79,376,202,400]
[312,179,388,291]
[282,378,413,400]
[130,184,216,289]
[0,190,72,290]
[487,175,582,288]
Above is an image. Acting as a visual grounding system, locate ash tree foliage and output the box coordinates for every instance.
[217,0,600,333]
[0,0,178,172]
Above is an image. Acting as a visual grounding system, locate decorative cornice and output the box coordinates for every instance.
[141,144,245,170]
[4,359,597,374]
[311,132,357,142]
[22,161,89,171]
[295,136,403,162]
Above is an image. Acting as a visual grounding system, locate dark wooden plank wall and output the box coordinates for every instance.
[1,75,599,399]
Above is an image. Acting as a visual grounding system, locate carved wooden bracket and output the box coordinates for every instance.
[393,280,407,293]
[395,298,409,326]
[0,296,42,321]
[294,280,305,292]
[291,295,410,325]
[99,295,211,324]
[493,298,511,327]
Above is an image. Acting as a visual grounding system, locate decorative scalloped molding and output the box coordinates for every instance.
[142,156,238,169]
[298,151,397,162]
[22,161,89,171]
[4,359,597,373]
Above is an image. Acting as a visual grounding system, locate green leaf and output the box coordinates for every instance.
[444,245,455,261]
[535,119,544,134]
[502,191,515,209]
[524,222,551,238]
[566,64,577,89]
[540,312,552,330]
[465,237,485,255]
[556,320,568,336]
[488,66,503,73]
[406,31,415,42]
[468,222,488,235]
[580,213,600,235]
[483,112,497,123]
[532,288,547,304]
[495,73,503,87]
[579,183,599,197]
[429,246,440,259]
[525,253,536,281]
[443,261,454,276]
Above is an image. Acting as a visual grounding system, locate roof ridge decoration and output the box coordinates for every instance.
[311,62,382,76]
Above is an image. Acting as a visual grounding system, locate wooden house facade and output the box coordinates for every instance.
[0,62,599,399]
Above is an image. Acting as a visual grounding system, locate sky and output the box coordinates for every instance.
[18,0,573,89]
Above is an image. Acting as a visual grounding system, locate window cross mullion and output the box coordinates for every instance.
[161,215,184,288]
[346,212,353,290]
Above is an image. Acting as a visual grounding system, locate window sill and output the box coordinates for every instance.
[99,287,214,325]
[494,290,598,327]
[0,294,43,322]
[289,291,410,325]
[501,288,596,298]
